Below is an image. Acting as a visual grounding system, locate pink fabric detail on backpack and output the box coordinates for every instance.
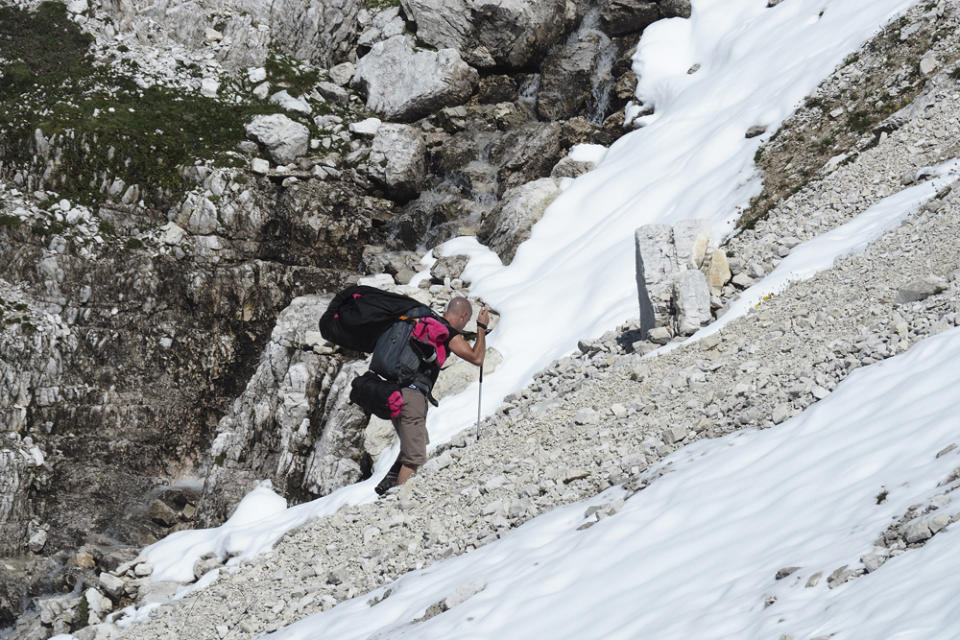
[411,317,451,366]
[388,390,404,418]
[353,293,362,299]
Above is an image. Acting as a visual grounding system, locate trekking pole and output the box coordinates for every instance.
[477,366,483,441]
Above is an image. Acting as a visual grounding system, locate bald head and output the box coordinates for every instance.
[444,297,473,331]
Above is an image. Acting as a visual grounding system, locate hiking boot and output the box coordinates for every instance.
[375,457,403,496]
[375,470,398,496]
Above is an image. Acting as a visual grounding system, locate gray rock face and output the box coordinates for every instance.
[367,124,427,200]
[479,178,561,264]
[353,36,479,122]
[245,114,310,165]
[401,0,568,69]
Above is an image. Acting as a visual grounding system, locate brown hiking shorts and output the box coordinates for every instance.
[393,388,429,467]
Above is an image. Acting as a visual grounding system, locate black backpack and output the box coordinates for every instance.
[319,285,430,353]
[322,286,450,415]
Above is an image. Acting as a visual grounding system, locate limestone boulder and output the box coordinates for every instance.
[479,178,561,264]
[245,114,310,165]
[353,36,479,122]
[367,124,427,200]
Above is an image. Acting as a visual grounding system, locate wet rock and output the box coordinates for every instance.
[538,26,614,121]
[352,36,479,122]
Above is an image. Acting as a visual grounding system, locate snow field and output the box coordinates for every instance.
[267,326,960,640]
[138,0,924,591]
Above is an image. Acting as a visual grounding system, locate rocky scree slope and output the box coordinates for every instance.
[0,0,690,630]
[43,6,960,639]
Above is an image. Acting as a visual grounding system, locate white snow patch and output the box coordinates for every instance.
[269,327,960,640]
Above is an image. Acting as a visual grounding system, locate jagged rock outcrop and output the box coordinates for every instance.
[400,0,568,69]
[200,296,370,523]
[98,0,363,69]
[352,36,479,122]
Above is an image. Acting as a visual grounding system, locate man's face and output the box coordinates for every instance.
[451,310,470,331]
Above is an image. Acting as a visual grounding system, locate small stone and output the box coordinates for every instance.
[98,572,126,599]
[204,28,223,42]
[775,566,801,580]
[200,77,219,98]
[935,443,956,458]
[930,514,950,534]
[745,125,767,138]
[829,107,844,119]
[648,326,672,345]
[772,404,791,424]
[270,90,312,116]
[805,572,822,588]
[663,425,688,445]
[574,408,599,425]
[253,82,271,100]
[826,565,852,588]
[811,385,830,400]
[611,404,627,418]
[251,158,270,174]
[147,499,179,526]
[732,273,755,288]
[75,551,97,569]
[134,562,153,577]
[861,552,886,573]
[895,278,946,304]
[904,519,932,543]
[919,54,939,76]
[349,117,382,137]
[329,62,356,86]
[29,530,47,553]
[247,67,267,84]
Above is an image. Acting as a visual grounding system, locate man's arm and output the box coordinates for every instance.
[448,308,489,366]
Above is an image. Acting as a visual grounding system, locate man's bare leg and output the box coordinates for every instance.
[397,464,418,485]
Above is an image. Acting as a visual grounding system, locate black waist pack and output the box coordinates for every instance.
[349,371,404,420]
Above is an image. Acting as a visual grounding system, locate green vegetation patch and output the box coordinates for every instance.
[362,0,402,10]
[265,49,321,97]
[0,2,277,207]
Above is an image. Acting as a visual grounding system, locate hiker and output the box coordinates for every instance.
[375,297,489,495]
